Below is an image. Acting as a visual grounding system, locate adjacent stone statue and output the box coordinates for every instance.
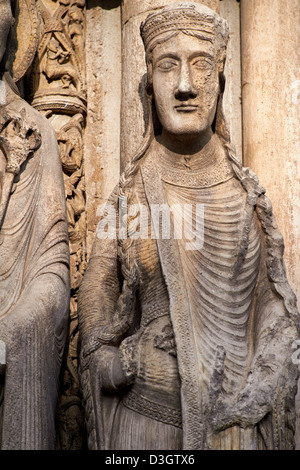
[0,0,70,449]
[78,2,299,450]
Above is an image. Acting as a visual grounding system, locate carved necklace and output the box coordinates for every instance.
[153,137,234,189]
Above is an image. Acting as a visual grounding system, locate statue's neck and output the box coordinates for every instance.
[154,131,225,172]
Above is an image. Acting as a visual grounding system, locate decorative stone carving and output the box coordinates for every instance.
[5,0,40,83]
[78,2,300,450]
[28,0,87,450]
[0,0,70,450]
[30,0,86,113]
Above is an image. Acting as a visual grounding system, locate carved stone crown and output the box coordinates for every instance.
[140,2,229,54]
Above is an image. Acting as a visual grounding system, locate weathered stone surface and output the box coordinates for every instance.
[241,0,300,302]
[84,0,122,255]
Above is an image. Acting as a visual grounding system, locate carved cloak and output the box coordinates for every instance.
[0,79,70,449]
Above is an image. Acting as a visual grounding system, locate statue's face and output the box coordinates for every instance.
[0,0,13,65]
[151,32,220,139]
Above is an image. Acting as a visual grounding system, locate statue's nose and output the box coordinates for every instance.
[175,63,197,100]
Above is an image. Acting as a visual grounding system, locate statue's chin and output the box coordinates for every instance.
[157,112,215,142]
[160,125,213,145]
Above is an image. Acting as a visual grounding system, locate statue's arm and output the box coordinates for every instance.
[78,190,135,391]
[78,182,123,342]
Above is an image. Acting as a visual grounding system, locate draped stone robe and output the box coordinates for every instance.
[0,77,70,449]
[78,137,299,450]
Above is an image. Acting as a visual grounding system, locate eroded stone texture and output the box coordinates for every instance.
[0,0,70,449]
[78,2,300,450]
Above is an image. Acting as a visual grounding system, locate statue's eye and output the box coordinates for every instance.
[157,60,178,71]
[192,58,213,69]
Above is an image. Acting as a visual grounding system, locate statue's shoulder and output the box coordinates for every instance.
[11,95,56,141]
[1,91,64,190]
[3,77,55,142]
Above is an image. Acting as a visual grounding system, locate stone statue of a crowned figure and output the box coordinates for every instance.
[78,2,300,450]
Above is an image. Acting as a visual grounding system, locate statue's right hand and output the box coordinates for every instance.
[97,345,129,392]
[118,329,144,384]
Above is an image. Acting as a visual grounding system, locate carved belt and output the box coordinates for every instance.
[122,389,182,428]
[140,303,170,328]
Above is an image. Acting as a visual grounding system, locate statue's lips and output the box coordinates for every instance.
[174,105,198,112]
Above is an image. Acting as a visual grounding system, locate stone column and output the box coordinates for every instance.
[120,0,220,170]
[241,0,300,303]
[220,0,242,159]
[85,0,122,255]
